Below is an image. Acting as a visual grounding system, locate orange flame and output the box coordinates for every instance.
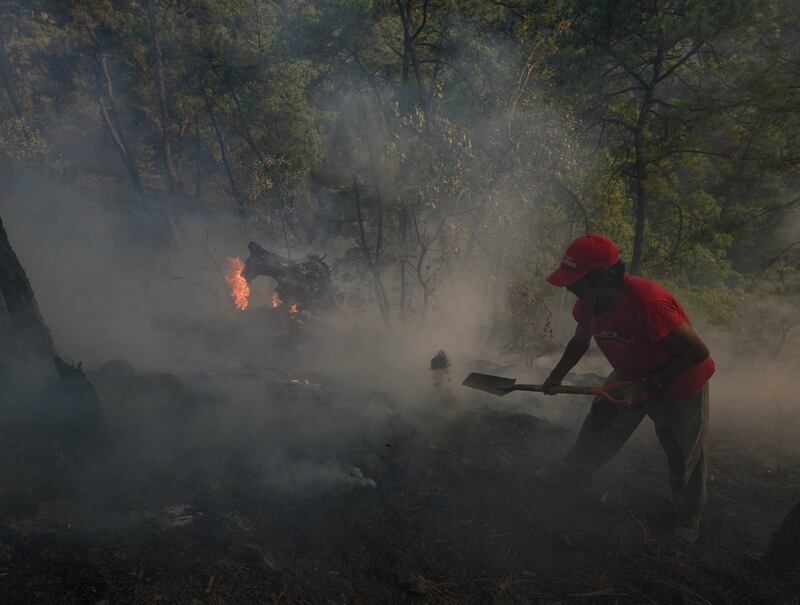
[272,291,282,309]
[225,257,250,310]
[289,303,299,315]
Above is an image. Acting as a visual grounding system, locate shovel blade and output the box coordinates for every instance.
[462,372,516,396]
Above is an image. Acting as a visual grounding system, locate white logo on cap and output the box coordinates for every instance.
[562,255,577,268]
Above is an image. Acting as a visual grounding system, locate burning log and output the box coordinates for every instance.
[225,257,250,310]
[241,241,335,312]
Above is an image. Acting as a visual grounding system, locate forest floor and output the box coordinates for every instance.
[0,321,798,604]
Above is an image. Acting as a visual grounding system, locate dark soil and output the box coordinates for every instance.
[0,365,798,605]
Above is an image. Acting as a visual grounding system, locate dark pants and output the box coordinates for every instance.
[566,376,709,522]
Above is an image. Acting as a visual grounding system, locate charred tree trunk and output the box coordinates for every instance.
[0,214,56,365]
[145,0,180,194]
[0,214,108,456]
[243,241,335,311]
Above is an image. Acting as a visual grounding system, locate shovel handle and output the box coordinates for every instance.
[511,381,639,406]
[587,381,640,406]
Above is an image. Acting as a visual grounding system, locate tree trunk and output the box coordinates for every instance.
[395,0,428,116]
[354,182,389,324]
[87,27,145,198]
[555,216,576,339]
[630,135,647,275]
[204,91,247,217]
[630,84,654,275]
[631,130,647,275]
[0,214,109,458]
[193,114,203,199]
[412,212,446,327]
[0,214,56,366]
[399,206,408,321]
[87,27,184,246]
[396,0,412,114]
[145,0,180,194]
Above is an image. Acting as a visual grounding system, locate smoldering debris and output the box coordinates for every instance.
[430,349,450,371]
[242,241,336,313]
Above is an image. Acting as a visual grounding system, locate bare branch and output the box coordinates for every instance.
[654,44,701,84]
[413,0,431,39]
[552,178,590,234]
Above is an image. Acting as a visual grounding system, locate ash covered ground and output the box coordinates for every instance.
[0,304,798,605]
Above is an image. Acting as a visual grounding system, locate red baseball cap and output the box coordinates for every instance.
[546,234,620,287]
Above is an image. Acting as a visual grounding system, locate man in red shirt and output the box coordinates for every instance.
[536,234,714,542]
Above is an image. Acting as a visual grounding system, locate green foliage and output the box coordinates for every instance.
[0,0,797,333]
[0,116,52,165]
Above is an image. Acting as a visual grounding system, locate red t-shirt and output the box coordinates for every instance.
[573,274,714,401]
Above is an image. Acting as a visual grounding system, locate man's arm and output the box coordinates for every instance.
[645,322,710,390]
[543,322,592,394]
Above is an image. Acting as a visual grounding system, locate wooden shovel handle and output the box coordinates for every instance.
[586,381,640,406]
[511,381,639,406]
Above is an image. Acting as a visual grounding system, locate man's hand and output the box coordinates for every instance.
[617,381,648,405]
[543,323,592,395]
[542,373,564,395]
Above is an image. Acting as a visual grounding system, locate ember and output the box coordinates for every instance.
[290,376,323,389]
[165,504,204,518]
[289,303,299,315]
[163,504,205,527]
[225,257,250,310]
[272,291,282,309]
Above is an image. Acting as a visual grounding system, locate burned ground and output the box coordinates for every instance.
[0,338,797,604]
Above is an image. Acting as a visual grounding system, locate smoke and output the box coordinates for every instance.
[703,343,800,441]
[2,23,796,507]
[1,68,551,501]
[1,167,510,499]
[6,160,799,511]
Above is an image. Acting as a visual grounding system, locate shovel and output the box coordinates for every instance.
[462,372,637,406]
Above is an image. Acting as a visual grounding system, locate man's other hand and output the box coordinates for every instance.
[618,381,648,405]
